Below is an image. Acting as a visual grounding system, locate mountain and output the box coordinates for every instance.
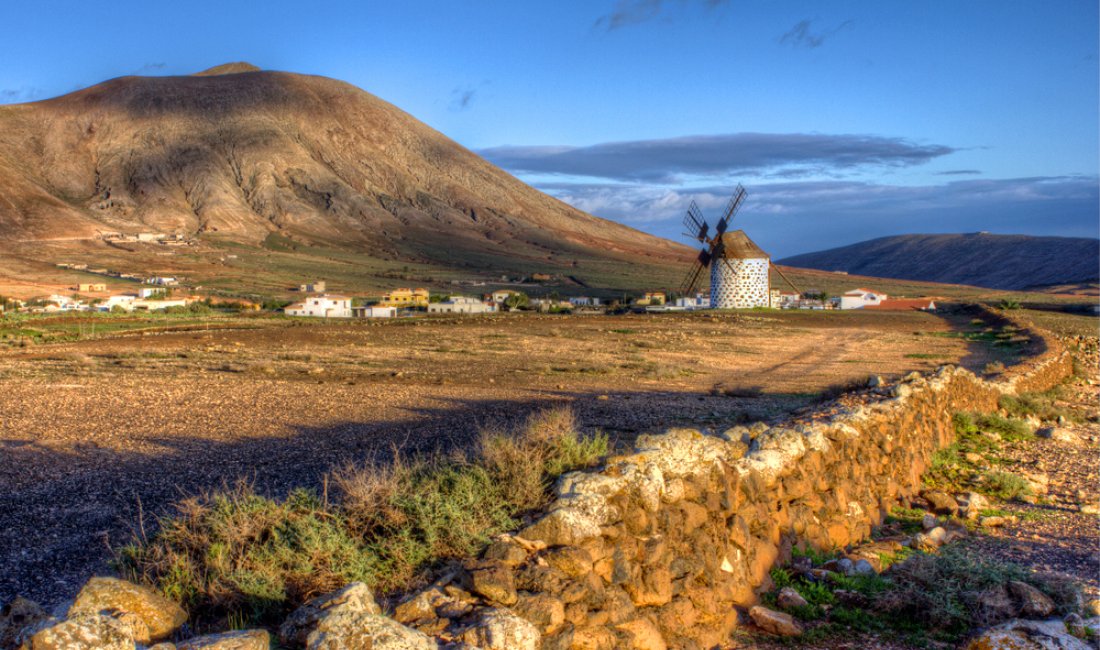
[778,233,1100,291]
[0,63,691,294]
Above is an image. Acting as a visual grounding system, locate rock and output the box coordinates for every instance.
[24,614,135,650]
[980,515,1014,528]
[464,608,540,650]
[965,452,983,464]
[748,606,802,636]
[483,540,529,567]
[958,492,990,519]
[776,587,808,610]
[279,582,380,647]
[851,559,875,576]
[470,563,518,605]
[541,546,594,579]
[614,618,667,650]
[67,576,186,644]
[1086,599,1100,616]
[393,588,446,625]
[921,490,959,515]
[0,596,54,649]
[868,375,884,388]
[927,526,948,545]
[1080,503,1100,515]
[513,592,565,634]
[963,618,1091,649]
[835,558,853,575]
[176,629,270,649]
[1064,613,1086,638]
[1008,581,1055,618]
[307,611,437,649]
[921,513,939,531]
[1037,427,1077,443]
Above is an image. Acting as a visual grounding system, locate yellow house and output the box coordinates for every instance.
[77,283,107,292]
[379,287,430,308]
[635,292,666,306]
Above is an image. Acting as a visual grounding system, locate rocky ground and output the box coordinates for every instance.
[737,334,1100,649]
[0,309,974,609]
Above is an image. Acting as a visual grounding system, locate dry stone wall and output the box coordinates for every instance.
[379,307,1075,650]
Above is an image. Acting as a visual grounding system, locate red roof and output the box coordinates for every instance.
[864,299,936,311]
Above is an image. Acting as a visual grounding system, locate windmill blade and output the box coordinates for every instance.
[715,184,747,235]
[770,262,802,294]
[683,201,710,242]
[679,249,711,295]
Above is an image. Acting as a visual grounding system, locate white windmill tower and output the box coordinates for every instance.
[679,185,800,309]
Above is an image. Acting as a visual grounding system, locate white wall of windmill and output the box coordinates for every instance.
[710,257,770,308]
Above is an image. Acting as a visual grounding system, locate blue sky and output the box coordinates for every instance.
[2,0,1097,257]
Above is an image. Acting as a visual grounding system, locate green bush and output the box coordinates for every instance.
[117,407,608,629]
[981,471,1032,500]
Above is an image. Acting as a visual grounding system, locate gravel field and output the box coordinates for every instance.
[0,310,997,607]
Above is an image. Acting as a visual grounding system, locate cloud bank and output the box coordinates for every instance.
[479,133,955,182]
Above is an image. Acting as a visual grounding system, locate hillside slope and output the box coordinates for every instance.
[0,63,691,292]
[778,233,1099,290]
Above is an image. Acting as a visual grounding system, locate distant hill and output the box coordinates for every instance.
[778,233,1100,291]
[0,63,691,294]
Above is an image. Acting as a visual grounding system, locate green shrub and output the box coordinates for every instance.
[981,471,1032,500]
[117,407,608,629]
[999,389,1080,424]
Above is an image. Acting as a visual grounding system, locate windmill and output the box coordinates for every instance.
[679,184,801,309]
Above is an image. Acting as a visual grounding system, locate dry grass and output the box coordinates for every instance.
[116,407,607,629]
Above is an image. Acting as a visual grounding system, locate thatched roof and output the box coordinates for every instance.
[716,230,768,259]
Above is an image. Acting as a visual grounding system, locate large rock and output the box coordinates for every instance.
[1008,581,1055,618]
[279,582,381,647]
[306,611,437,650]
[963,618,1091,649]
[23,614,136,650]
[614,618,666,650]
[0,597,54,649]
[776,588,808,610]
[67,577,186,643]
[921,490,959,516]
[176,629,270,649]
[463,608,540,650]
[470,563,518,606]
[748,606,802,636]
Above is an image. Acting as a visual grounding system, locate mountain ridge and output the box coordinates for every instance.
[0,64,692,292]
[778,233,1099,290]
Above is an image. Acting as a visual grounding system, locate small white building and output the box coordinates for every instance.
[839,288,888,310]
[101,294,137,311]
[428,296,497,314]
[353,305,397,318]
[675,294,711,309]
[285,295,353,318]
[137,287,165,298]
[568,296,601,307]
[489,290,522,304]
[133,299,189,311]
[769,290,800,309]
[148,276,178,286]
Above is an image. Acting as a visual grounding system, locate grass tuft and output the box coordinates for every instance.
[116,406,607,629]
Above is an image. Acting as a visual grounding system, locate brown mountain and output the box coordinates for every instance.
[778,233,1100,291]
[0,63,691,293]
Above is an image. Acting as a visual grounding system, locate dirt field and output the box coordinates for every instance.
[0,309,1005,607]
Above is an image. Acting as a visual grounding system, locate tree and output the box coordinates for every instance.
[504,292,529,311]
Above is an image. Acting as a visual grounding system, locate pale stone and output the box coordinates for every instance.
[280,582,380,647]
[1008,581,1055,618]
[963,618,1090,649]
[776,587,808,610]
[176,629,270,649]
[0,596,54,649]
[614,617,667,650]
[749,606,802,636]
[25,614,135,650]
[306,611,437,650]
[465,608,540,650]
[68,577,186,643]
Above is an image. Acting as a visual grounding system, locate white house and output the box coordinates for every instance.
[769,290,800,309]
[138,287,165,298]
[353,305,397,318]
[133,299,189,311]
[489,290,521,304]
[101,294,137,311]
[428,296,497,314]
[675,294,711,309]
[285,295,353,318]
[839,288,888,310]
[148,276,178,286]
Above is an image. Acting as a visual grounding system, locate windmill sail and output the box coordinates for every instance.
[715,184,747,235]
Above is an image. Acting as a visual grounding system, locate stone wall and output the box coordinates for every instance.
[370,306,1075,650]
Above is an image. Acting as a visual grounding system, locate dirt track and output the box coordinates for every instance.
[0,310,979,607]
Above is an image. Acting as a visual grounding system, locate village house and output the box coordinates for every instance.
[675,293,711,309]
[428,296,497,314]
[77,283,107,292]
[138,287,166,298]
[101,294,137,311]
[299,281,326,293]
[380,288,430,308]
[352,305,397,318]
[285,295,353,318]
[488,290,522,304]
[634,292,666,306]
[568,296,601,307]
[839,288,888,310]
[769,290,800,309]
[148,276,178,286]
